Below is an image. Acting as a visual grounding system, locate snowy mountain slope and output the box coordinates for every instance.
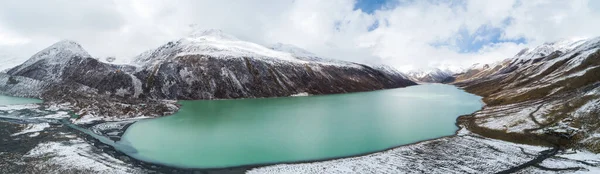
[131,29,415,99]
[514,38,587,61]
[268,43,362,67]
[7,40,92,82]
[453,59,513,82]
[134,30,362,69]
[454,38,589,83]
[453,37,600,153]
[370,64,410,79]
[133,29,304,68]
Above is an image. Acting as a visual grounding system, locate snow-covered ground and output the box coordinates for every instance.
[11,123,50,136]
[248,131,600,174]
[24,138,139,174]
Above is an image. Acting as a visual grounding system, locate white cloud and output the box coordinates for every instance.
[0,0,598,70]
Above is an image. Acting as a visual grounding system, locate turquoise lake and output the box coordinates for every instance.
[0,95,42,106]
[119,84,483,168]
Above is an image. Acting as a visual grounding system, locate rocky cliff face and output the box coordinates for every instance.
[452,37,600,152]
[0,30,415,118]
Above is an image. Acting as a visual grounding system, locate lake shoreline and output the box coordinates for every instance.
[2,83,598,173]
[43,84,488,172]
[113,84,483,169]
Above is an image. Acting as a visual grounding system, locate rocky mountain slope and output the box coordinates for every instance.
[452,37,600,152]
[0,30,415,118]
[130,29,415,99]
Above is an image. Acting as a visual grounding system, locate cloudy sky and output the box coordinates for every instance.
[1,0,599,71]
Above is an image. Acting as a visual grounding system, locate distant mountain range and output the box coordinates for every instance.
[405,38,590,83]
[406,68,458,83]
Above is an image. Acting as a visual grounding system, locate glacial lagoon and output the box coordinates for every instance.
[119,84,483,168]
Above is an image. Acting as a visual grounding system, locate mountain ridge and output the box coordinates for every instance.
[452,36,600,152]
[0,30,416,119]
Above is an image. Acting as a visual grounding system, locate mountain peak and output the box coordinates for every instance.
[32,39,90,61]
[9,40,91,74]
[51,39,83,48]
[6,39,92,81]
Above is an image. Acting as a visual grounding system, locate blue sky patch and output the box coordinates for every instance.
[454,25,526,53]
[353,0,399,14]
[430,18,526,53]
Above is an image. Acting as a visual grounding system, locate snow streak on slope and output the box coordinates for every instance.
[515,38,587,60]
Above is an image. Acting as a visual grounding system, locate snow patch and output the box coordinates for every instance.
[290,92,309,97]
[114,88,130,97]
[24,138,137,173]
[129,74,143,98]
[28,132,40,137]
[11,123,50,136]
[73,114,103,125]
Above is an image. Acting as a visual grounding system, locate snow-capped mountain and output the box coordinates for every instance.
[134,29,307,68]
[406,68,458,83]
[514,38,587,61]
[7,40,92,82]
[132,29,415,99]
[454,38,590,83]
